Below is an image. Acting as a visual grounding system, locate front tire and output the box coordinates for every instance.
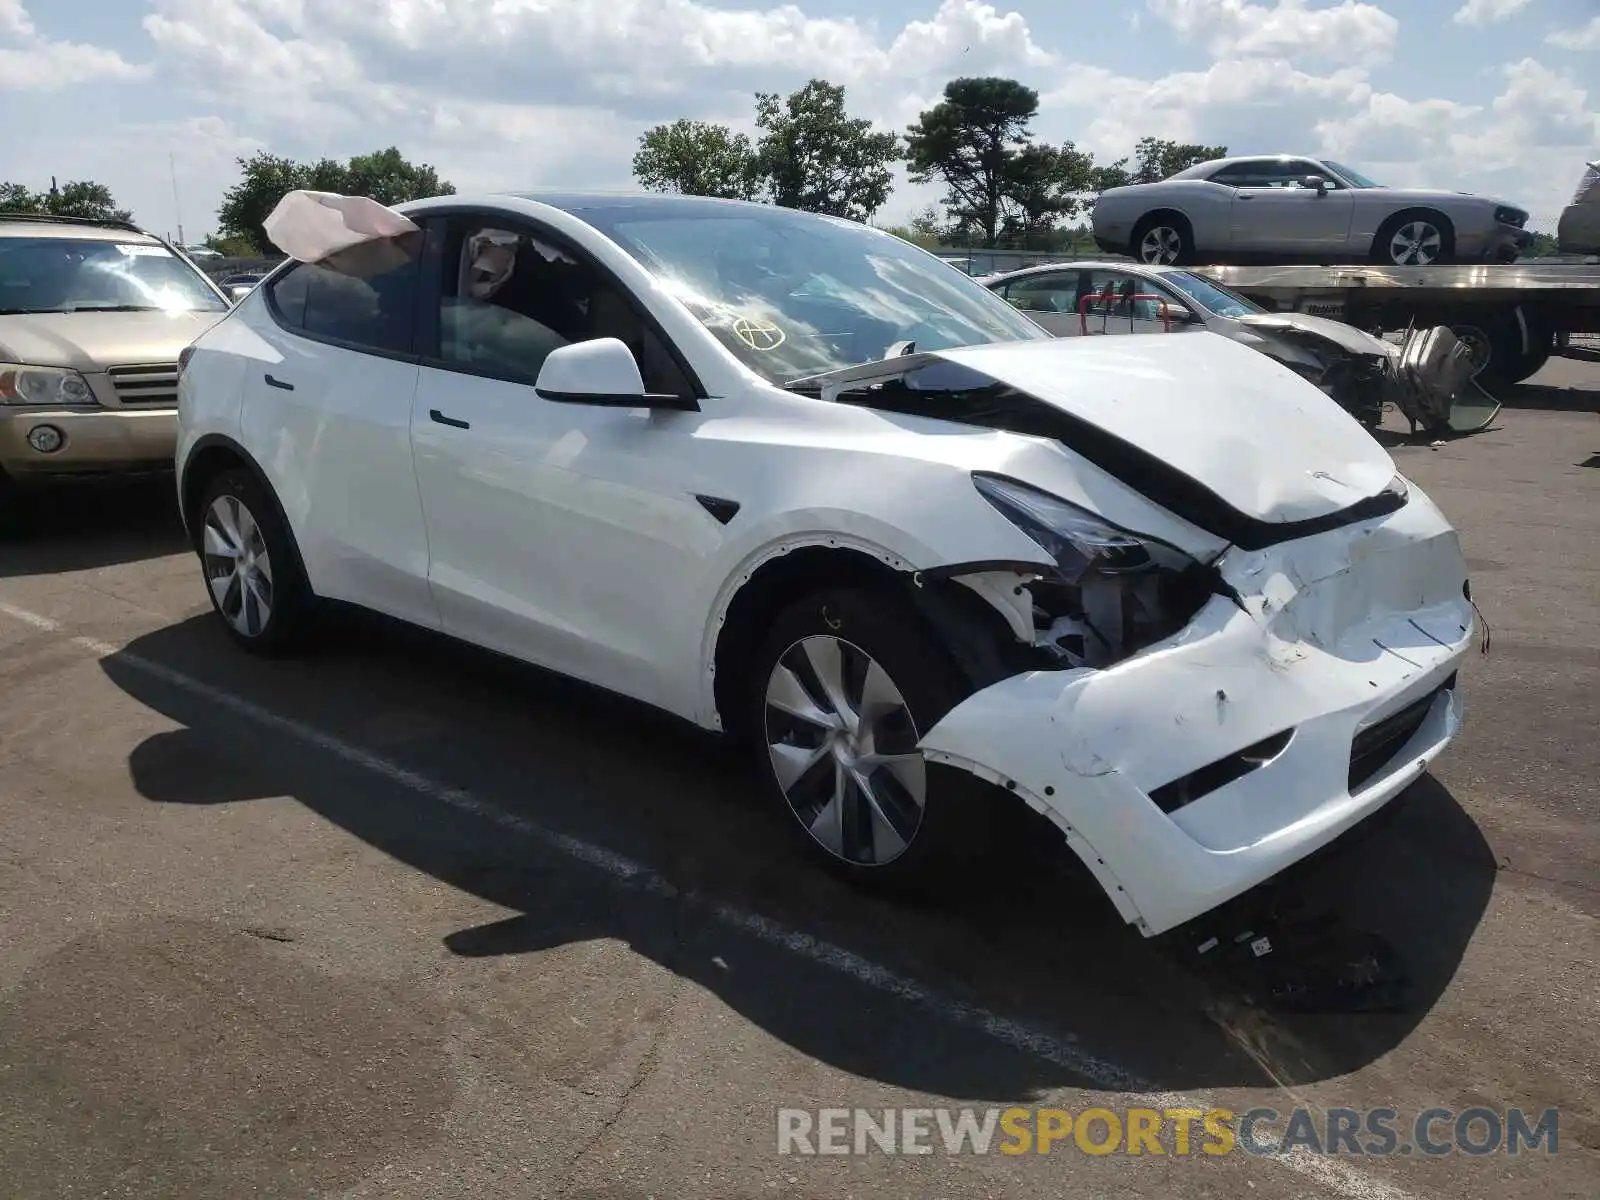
[1372,211,1455,266]
[195,468,312,656]
[748,586,1006,893]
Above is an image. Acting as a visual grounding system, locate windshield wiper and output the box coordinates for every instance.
[63,304,165,313]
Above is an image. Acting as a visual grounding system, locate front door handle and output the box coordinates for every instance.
[264,373,294,390]
[429,408,470,429]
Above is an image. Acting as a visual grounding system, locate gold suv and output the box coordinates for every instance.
[0,213,230,498]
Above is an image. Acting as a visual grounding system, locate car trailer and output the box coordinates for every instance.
[1194,261,1600,391]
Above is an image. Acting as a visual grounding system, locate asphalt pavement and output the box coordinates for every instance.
[0,359,1595,1199]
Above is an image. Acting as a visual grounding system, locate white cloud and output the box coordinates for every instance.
[1145,0,1399,66]
[1316,58,1599,222]
[1450,0,1532,27]
[10,0,1597,236]
[1546,16,1600,50]
[0,0,149,90]
[1041,57,1374,172]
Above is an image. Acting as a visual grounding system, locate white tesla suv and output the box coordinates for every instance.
[174,191,1474,938]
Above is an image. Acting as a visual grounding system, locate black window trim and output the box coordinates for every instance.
[408,204,709,402]
[261,239,427,366]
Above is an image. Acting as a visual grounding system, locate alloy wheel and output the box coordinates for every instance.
[763,634,927,867]
[1138,226,1183,265]
[202,493,275,638]
[1388,221,1443,266]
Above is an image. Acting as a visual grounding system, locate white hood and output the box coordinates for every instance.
[799,332,1398,527]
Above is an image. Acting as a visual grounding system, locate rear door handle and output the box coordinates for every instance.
[429,408,470,429]
[264,373,294,390]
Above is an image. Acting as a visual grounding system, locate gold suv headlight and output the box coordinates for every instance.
[0,365,96,406]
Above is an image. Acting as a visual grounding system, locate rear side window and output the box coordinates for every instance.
[266,231,423,356]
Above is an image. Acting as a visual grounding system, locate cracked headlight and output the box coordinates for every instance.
[972,472,1158,583]
[972,472,1213,668]
[0,365,96,406]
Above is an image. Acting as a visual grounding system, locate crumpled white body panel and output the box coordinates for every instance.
[918,481,1473,937]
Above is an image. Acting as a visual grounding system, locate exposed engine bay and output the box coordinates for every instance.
[1241,318,1480,435]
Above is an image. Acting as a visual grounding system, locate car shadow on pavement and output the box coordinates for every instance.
[1493,380,1599,414]
[0,476,187,577]
[102,610,1498,1102]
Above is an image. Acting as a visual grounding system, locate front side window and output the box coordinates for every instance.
[564,204,1051,384]
[267,231,423,356]
[426,216,693,397]
[1209,159,1327,189]
[1081,270,1177,326]
[0,236,227,315]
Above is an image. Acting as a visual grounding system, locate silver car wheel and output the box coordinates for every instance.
[202,493,275,638]
[1388,221,1443,266]
[1138,226,1183,265]
[763,634,928,867]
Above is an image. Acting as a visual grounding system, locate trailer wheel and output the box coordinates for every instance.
[1448,309,1548,388]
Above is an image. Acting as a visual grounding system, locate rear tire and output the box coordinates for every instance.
[747,586,1008,895]
[1131,214,1195,266]
[195,468,313,657]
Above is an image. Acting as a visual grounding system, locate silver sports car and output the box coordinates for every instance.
[1092,155,1534,268]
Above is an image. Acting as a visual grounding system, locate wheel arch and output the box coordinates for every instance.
[705,538,1045,741]
[179,433,312,589]
[1373,206,1457,261]
[1131,208,1197,263]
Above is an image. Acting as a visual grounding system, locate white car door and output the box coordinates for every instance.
[407,212,720,709]
[238,235,439,629]
[1219,159,1356,255]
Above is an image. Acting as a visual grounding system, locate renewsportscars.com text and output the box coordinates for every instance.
[776,1106,1560,1157]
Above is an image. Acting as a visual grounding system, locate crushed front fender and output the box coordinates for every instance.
[917,484,1475,937]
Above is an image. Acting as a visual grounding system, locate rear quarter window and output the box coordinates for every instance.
[265,232,422,356]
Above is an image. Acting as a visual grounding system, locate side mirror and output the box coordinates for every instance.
[532,337,698,411]
[1301,175,1330,194]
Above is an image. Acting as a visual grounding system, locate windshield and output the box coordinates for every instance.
[1323,161,1384,189]
[0,237,227,315]
[571,206,1051,382]
[1158,270,1265,319]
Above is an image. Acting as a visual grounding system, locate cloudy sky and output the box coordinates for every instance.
[2,0,1597,241]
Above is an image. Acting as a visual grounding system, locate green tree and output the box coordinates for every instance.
[880,204,946,248]
[216,148,454,254]
[633,119,759,200]
[1093,137,1229,189]
[1524,231,1559,258]
[753,79,899,221]
[0,179,132,223]
[202,233,260,257]
[1000,141,1099,247]
[904,77,1044,248]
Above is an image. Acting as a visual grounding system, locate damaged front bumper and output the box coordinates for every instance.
[918,486,1474,938]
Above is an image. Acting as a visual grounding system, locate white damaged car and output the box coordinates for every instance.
[175,191,1475,938]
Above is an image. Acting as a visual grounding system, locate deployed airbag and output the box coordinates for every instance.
[262,190,421,264]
